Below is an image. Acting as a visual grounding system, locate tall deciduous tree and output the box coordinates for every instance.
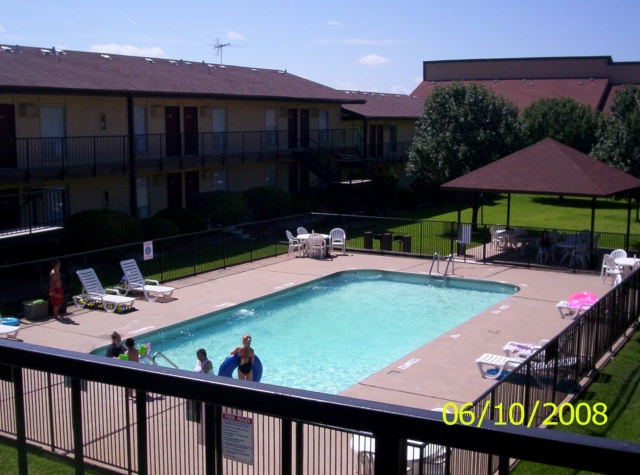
[406,82,523,224]
[592,85,640,219]
[520,97,599,154]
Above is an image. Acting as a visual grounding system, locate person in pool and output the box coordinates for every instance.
[194,348,213,374]
[230,334,255,381]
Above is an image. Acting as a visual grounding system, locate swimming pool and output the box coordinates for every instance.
[93,270,517,394]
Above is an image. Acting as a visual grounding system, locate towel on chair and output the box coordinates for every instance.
[503,342,537,354]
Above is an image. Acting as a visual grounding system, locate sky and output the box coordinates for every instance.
[2,1,640,95]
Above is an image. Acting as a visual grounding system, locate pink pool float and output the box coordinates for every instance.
[556,291,597,319]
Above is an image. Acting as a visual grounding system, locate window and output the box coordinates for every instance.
[134,106,148,153]
[40,106,65,159]
[213,169,228,191]
[265,109,277,147]
[318,110,329,142]
[136,177,150,218]
[389,125,397,154]
[265,163,277,185]
[213,108,227,149]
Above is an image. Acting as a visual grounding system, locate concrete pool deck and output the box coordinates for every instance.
[13,252,604,410]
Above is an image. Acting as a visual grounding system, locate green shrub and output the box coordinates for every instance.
[65,209,144,251]
[140,217,181,240]
[189,191,248,227]
[370,173,399,208]
[243,186,291,220]
[154,208,207,234]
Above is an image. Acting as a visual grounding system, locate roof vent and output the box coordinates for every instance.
[251,68,258,72]
[494,79,498,82]
[380,94,385,97]
[529,83,534,86]
[589,77,594,81]
[169,60,178,65]
[220,65,227,69]
[101,54,111,60]
[208,64,216,69]
[41,49,52,54]
[345,91,350,94]
[578,81,583,85]
[185,61,192,66]
[145,58,155,64]
[278,70,287,74]
[431,81,435,84]
[522,79,526,82]
[483,83,486,86]
[411,95,418,99]
[1,46,13,52]
[396,94,401,97]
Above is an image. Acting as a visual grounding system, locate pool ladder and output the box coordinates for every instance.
[429,252,455,277]
[144,352,179,369]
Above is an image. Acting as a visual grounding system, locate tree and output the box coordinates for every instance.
[591,85,640,219]
[520,97,599,154]
[407,82,523,224]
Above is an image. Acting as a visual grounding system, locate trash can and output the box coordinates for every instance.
[402,235,412,253]
[457,242,466,256]
[381,233,392,251]
[364,232,373,250]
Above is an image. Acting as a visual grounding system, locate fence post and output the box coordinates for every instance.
[204,403,216,475]
[46,373,56,451]
[215,405,223,475]
[281,419,293,475]
[295,422,303,475]
[374,432,403,475]
[193,234,197,277]
[222,231,226,269]
[71,377,85,475]
[136,389,148,475]
[12,367,28,475]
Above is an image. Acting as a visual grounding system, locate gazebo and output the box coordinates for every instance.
[440,138,640,253]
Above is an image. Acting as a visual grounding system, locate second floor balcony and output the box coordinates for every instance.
[0,129,411,183]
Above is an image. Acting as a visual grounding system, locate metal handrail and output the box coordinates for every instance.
[429,252,439,275]
[443,254,454,277]
[150,351,179,369]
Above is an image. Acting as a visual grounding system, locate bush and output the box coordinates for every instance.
[243,186,291,220]
[370,173,399,208]
[140,217,181,240]
[189,191,248,227]
[393,187,420,211]
[154,208,207,234]
[65,209,143,251]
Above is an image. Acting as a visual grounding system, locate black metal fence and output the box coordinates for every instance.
[2,212,639,316]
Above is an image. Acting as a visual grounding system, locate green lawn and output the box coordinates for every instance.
[398,194,640,235]
[0,437,112,475]
[511,329,640,474]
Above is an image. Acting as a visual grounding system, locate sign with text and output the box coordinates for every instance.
[221,412,254,465]
[143,241,153,260]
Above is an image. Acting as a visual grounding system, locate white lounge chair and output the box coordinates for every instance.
[0,324,19,339]
[329,228,347,255]
[73,268,136,313]
[475,353,524,379]
[285,230,303,257]
[120,259,175,302]
[556,301,593,319]
[502,339,550,358]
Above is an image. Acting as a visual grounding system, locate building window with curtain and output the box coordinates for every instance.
[318,109,329,143]
[265,163,277,185]
[265,109,277,147]
[136,176,150,218]
[213,169,228,191]
[213,108,227,149]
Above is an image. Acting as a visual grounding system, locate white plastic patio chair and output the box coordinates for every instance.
[610,249,627,260]
[0,324,20,339]
[600,253,611,283]
[73,268,136,313]
[489,226,503,249]
[285,230,303,257]
[306,233,326,259]
[329,228,347,255]
[120,259,175,302]
[602,254,624,287]
[296,227,308,236]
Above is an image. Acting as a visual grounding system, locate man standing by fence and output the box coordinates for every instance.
[49,260,63,320]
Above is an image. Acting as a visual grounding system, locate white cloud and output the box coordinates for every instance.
[227,31,244,40]
[357,54,389,68]
[334,79,360,90]
[89,44,167,58]
[0,24,5,32]
[327,20,343,27]
[314,38,405,46]
[390,85,411,95]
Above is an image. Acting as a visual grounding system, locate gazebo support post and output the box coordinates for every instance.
[457,193,461,224]
[626,193,632,252]
[590,197,596,269]
[506,193,511,229]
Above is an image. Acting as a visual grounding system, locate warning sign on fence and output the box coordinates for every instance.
[222,412,254,465]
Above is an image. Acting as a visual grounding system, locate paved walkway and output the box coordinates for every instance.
[14,252,605,410]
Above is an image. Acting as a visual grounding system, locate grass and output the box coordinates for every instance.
[0,437,113,475]
[398,194,640,235]
[511,328,640,474]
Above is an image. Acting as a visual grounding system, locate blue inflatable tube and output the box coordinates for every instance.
[218,354,262,382]
[1,317,20,326]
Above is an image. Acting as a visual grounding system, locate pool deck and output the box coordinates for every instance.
[13,252,605,411]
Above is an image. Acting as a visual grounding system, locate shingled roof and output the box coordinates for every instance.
[341,92,425,119]
[441,138,640,197]
[0,45,364,104]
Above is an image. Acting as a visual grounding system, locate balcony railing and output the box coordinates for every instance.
[0,188,66,237]
[2,130,410,178]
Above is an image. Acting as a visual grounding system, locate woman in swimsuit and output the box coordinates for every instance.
[230,334,255,381]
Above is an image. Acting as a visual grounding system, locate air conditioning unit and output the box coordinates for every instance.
[19,104,38,117]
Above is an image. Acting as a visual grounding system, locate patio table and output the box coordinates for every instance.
[296,233,331,258]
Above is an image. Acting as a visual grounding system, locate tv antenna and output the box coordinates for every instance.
[211,38,248,65]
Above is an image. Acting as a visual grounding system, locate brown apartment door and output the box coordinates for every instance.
[369,124,383,157]
[288,109,298,149]
[167,172,182,208]
[0,105,17,168]
[165,106,181,157]
[300,109,310,148]
[185,171,199,209]
[184,107,199,156]
[0,188,20,231]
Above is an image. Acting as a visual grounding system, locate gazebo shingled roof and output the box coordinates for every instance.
[441,138,640,197]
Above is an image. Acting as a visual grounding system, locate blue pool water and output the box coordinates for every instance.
[93,271,517,394]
